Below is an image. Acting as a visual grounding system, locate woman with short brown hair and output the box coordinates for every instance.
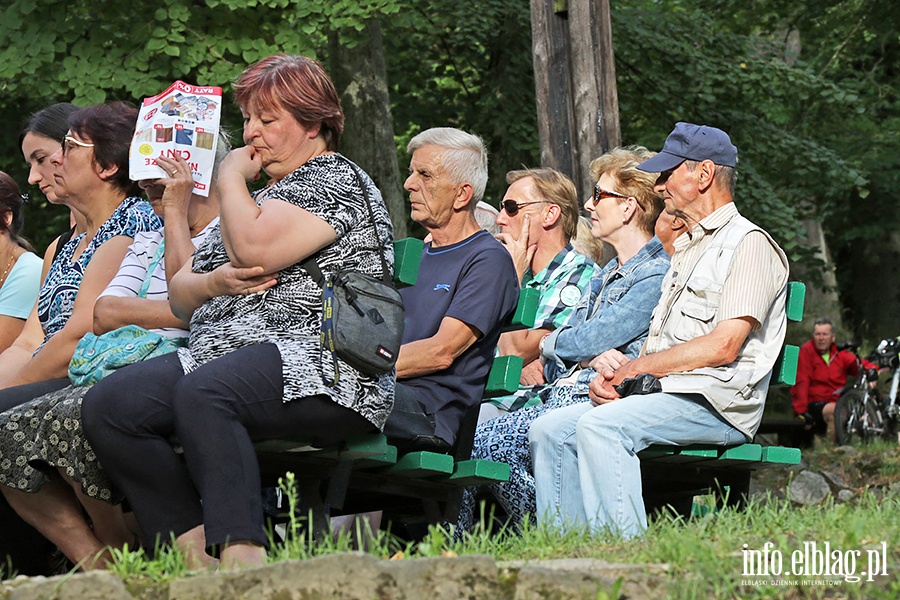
[83,55,394,570]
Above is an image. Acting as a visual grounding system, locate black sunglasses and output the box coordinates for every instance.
[592,184,629,204]
[500,199,549,216]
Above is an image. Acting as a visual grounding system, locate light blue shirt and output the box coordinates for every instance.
[0,251,42,319]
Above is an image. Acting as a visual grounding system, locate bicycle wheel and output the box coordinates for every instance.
[835,390,884,445]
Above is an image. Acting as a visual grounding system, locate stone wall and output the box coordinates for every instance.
[1,553,670,600]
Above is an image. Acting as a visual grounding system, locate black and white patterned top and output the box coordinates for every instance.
[177,154,395,429]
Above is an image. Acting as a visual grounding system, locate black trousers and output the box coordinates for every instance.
[0,378,70,413]
[81,344,373,549]
[383,383,451,453]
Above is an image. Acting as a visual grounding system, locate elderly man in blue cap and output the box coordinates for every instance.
[529,123,789,538]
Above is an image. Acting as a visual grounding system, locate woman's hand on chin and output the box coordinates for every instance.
[220,146,263,183]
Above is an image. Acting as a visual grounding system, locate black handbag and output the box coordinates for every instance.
[303,159,404,383]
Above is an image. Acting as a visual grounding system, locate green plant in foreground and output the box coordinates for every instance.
[99,443,900,599]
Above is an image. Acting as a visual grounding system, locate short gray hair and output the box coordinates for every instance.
[407,127,489,203]
[684,159,737,196]
[813,317,834,333]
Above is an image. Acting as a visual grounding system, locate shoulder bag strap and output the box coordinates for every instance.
[137,238,166,298]
[302,155,390,288]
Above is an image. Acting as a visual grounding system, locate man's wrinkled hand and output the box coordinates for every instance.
[588,369,620,406]
[495,214,537,281]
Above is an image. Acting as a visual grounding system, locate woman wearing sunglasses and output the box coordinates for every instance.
[461,146,672,532]
[0,102,160,409]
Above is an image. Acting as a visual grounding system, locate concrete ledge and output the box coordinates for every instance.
[1,553,672,600]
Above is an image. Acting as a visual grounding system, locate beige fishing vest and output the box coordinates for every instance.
[644,211,788,438]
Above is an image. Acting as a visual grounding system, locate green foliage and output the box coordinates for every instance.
[0,0,401,250]
[614,1,867,260]
[0,0,896,336]
[384,0,540,205]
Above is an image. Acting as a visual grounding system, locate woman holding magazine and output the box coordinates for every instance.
[83,55,394,570]
[0,137,227,570]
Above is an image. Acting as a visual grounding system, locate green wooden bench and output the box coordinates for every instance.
[258,241,805,532]
[639,281,806,515]
[256,237,534,534]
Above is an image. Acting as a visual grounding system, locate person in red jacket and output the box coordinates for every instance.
[791,317,877,442]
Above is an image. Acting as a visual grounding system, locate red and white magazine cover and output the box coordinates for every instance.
[129,80,222,197]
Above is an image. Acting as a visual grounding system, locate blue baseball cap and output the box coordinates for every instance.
[637,122,738,173]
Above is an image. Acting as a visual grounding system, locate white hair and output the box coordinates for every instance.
[474,201,500,234]
[407,127,489,203]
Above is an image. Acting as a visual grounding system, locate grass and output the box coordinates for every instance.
[7,444,900,599]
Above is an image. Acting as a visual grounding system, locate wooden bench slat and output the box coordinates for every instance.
[446,459,510,486]
[786,281,806,322]
[641,443,773,467]
[484,355,524,397]
[383,451,454,477]
[253,438,331,454]
[393,238,424,287]
[504,287,540,331]
[339,434,396,460]
[761,445,802,465]
[773,344,800,386]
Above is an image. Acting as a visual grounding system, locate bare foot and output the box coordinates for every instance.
[174,525,218,570]
[220,541,266,570]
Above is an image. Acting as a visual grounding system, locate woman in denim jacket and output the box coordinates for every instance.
[460,147,674,532]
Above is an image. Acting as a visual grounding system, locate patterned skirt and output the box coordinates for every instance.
[0,383,119,503]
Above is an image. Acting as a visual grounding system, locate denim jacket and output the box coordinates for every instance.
[541,236,670,383]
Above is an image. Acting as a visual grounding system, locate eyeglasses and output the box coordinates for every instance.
[500,199,549,216]
[61,135,95,155]
[592,184,629,204]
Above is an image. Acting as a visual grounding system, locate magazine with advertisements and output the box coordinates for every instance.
[129,80,222,197]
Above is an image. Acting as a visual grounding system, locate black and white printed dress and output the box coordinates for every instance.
[0,223,216,502]
[178,153,395,431]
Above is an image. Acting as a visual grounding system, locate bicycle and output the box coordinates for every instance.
[834,338,899,445]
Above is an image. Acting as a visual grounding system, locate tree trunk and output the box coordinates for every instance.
[530,0,620,196]
[329,22,407,238]
[793,219,846,336]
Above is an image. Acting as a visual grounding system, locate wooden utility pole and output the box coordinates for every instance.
[530,0,620,198]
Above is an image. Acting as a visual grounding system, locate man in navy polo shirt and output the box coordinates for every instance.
[384,127,519,451]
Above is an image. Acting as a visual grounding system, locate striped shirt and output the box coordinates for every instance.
[98,218,219,339]
[490,245,595,412]
[643,202,785,355]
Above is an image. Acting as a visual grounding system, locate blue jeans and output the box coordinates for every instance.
[529,392,746,539]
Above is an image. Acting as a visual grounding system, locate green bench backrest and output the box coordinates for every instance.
[773,281,806,386]
[394,238,425,287]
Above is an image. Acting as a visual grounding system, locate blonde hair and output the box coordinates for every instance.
[589,146,664,236]
[506,168,580,241]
